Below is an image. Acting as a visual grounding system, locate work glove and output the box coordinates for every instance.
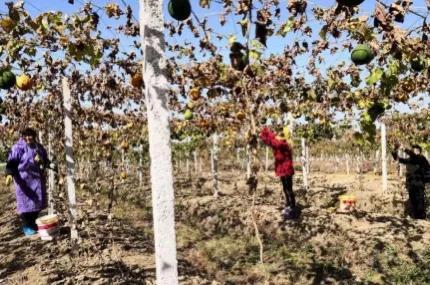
[5,175,13,186]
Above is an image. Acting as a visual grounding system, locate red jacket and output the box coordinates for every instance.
[260,127,294,177]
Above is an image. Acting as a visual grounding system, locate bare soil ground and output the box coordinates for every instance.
[1,168,430,284]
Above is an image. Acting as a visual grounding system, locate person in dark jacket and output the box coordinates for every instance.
[392,143,430,219]
[5,128,50,236]
[260,126,299,219]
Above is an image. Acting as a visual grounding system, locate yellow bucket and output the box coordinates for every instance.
[339,194,357,212]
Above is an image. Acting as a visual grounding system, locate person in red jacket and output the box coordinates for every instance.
[260,126,299,219]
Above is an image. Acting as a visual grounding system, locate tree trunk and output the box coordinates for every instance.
[139,0,178,283]
[265,146,269,172]
[62,77,78,240]
[381,123,388,192]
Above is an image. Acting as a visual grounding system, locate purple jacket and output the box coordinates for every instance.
[6,138,48,214]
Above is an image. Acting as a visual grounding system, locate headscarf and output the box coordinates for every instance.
[276,126,293,146]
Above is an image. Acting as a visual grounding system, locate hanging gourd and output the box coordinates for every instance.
[229,42,249,71]
[236,111,246,121]
[410,56,426,72]
[0,69,16,89]
[16,74,33,91]
[188,87,201,101]
[351,44,374,65]
[168,0,191,21]
[336,0,365,6]
[131,73,144,88]
[184,109,193,120]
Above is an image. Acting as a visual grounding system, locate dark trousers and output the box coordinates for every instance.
[20,211,40,230]
[281,176,296,208]
[408,188,426,219]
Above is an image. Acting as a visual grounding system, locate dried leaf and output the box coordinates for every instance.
[374,2,392,31]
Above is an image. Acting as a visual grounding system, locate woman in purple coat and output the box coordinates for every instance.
[5,128,49,236]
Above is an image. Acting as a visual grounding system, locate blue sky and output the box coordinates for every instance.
[2,0,429,116]
[15,0,430,70]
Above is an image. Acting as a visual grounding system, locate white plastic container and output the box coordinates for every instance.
[36,214,60,240]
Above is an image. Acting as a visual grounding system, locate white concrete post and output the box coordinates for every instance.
[62,77,78,240]
[381,123,388,192]
[246,144,251,179]
[301,138,308,189]
[139,0,178,282]
[48,132,55,215]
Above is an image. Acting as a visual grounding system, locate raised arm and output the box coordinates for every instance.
[259,127,277,148]
[393,149,417,165]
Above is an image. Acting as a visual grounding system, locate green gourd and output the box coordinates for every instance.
[168,0,191,21]
[336,0,365,6]
[0,69,16,89]
[351,44,374,65]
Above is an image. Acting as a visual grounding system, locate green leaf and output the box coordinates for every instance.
[249,50,261,60]
[249,39,264,60]
[278,19,294,37]
[366,68,383,85]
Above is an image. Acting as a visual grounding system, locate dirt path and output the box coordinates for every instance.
[0,171,430,284]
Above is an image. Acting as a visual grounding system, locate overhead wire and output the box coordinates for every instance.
[25,0,44,13]
[76,0,130,53]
